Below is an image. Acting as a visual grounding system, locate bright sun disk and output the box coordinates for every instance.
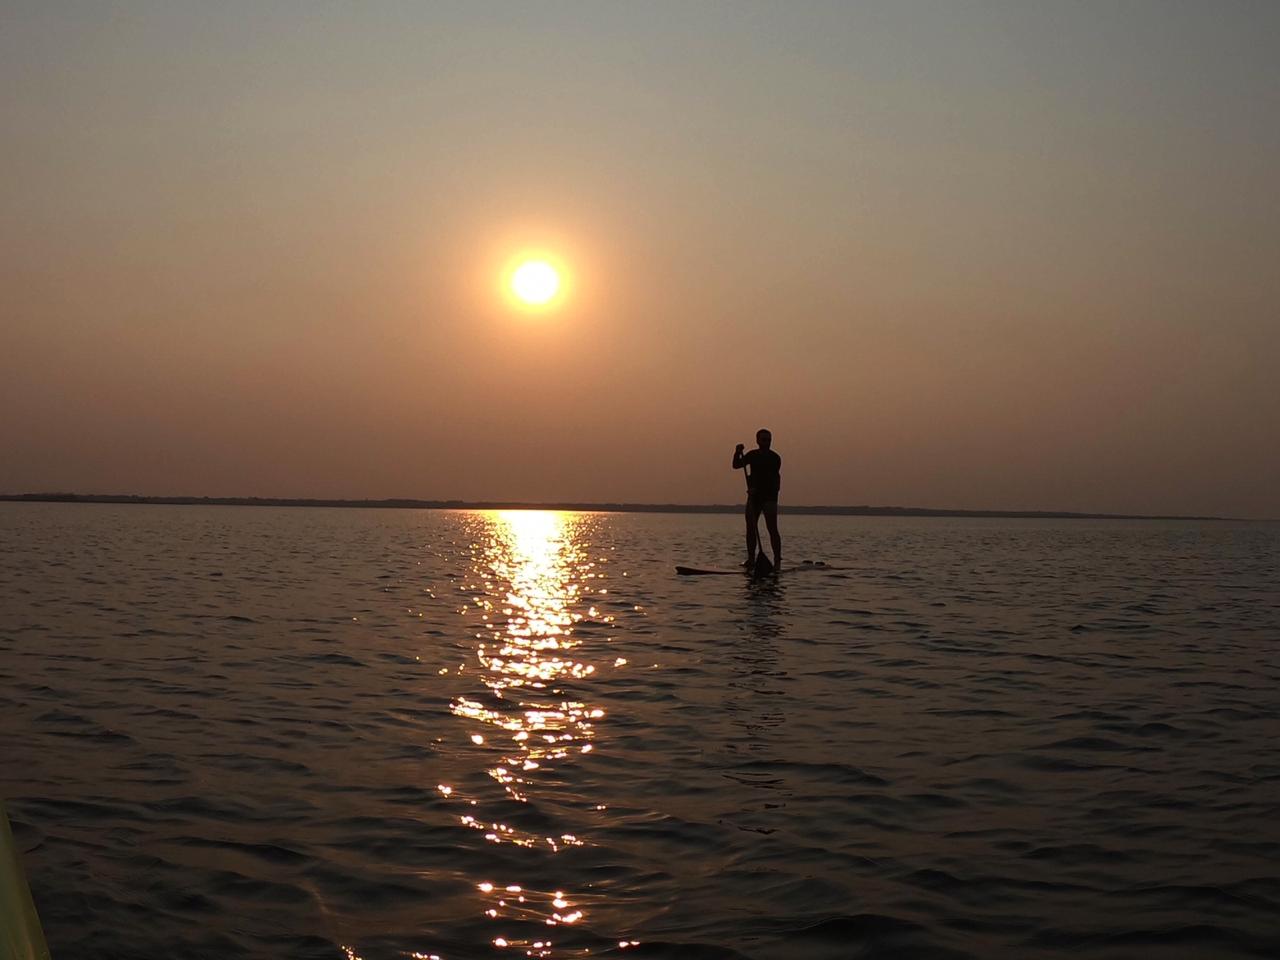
[511,259,561,306]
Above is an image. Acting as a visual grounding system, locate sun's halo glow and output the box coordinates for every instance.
[510,259,561,306]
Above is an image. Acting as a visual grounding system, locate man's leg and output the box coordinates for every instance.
[744,499,760,565]
[763,502,782,566]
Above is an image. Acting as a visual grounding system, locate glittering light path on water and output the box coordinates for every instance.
[441,511,635,957]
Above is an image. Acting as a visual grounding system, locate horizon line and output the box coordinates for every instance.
[0,492,1250,522]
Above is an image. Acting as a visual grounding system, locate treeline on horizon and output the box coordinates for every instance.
[0,492,1228,521]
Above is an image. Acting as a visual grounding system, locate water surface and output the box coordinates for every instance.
[1,504,1278,959]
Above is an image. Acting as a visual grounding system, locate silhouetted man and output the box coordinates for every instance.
[732,429,782,571]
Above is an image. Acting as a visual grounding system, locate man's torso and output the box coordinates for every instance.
[745,449,782,500]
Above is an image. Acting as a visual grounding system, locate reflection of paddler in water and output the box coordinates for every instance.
[732,428,782,573]
[722,575,787,830]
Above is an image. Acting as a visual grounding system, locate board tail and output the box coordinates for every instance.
[1,802,52,960]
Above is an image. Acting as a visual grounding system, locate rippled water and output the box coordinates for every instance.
[2,503,1278,959]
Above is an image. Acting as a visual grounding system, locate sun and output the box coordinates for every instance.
[498,247,572,313]
[510,258,561,306]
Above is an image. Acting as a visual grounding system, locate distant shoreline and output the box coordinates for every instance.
[0,493,1240,521]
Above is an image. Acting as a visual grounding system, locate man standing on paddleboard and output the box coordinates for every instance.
[733,429,782,571]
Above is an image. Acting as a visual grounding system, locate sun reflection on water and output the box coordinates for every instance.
[436,511,631,956]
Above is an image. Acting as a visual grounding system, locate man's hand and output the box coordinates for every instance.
[735,443,745,453]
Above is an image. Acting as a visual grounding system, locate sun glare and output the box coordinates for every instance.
[504,256,565,312]
[511,259,561,306]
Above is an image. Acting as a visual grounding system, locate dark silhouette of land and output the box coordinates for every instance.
[0,492,1238,520]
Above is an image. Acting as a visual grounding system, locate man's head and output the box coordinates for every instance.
[756,428,772,449]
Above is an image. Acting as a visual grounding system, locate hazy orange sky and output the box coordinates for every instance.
[3,2,1277,516]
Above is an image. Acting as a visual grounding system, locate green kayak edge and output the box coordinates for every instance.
[1,802,51,960]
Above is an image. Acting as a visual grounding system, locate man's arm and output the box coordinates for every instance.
[732,444,747,469]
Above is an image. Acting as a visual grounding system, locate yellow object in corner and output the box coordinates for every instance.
[1,802,51,960]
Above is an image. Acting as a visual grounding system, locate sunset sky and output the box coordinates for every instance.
[2,1,1277,517]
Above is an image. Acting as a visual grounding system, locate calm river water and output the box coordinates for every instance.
[1,503,1278,959]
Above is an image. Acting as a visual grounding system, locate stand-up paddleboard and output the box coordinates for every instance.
[1,802,50,960]
[675,560,841,576]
